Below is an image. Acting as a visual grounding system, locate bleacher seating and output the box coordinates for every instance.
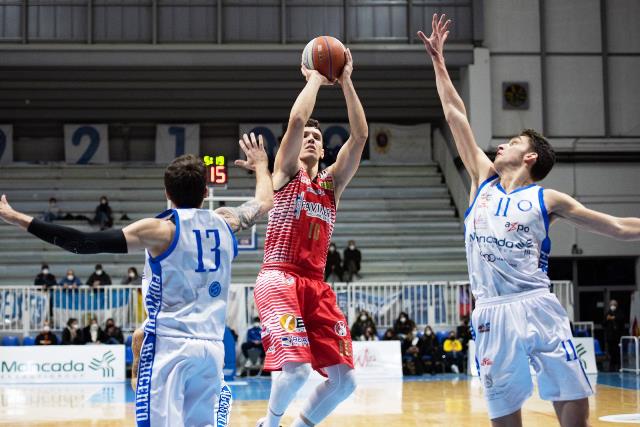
[0,162,468,285]
[1,336,20,346]
[22,336,36,346]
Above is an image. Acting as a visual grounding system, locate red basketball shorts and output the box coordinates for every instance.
[253,268,354,373]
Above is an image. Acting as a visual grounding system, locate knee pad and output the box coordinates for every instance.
[281,362,312,389]
[327,368,356,401]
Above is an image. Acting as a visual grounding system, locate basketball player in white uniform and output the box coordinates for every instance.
[419,14,640,427]
[0,133,273,427]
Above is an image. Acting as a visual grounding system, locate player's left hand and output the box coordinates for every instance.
[337,48,353,85]
[235,132,268,172]
[417,13,452,59]
[0,194,16,225]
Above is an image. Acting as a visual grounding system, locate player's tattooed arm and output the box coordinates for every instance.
[216,199,265,233]
[216,132,273,233]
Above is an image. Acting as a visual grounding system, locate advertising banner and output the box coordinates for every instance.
[0,345,125,383]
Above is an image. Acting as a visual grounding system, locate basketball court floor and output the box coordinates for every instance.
[0,373,638,426]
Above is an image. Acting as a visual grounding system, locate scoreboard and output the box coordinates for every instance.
[204,155,228,187]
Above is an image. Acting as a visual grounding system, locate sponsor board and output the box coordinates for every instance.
[0,345,125,383]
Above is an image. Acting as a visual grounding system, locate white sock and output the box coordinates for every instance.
[291,364,356,427]
[264,362,311,427]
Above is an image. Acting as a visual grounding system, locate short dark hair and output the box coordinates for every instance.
[520,129,556,181]
[164,154,206,208]
[306,118,321,131]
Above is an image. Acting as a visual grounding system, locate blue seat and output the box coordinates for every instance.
[125,346,133,365]
[1,336,20,346]
[125,335,133,347]
[22,336,36,346]
[594,338,605,357]
[436,331,449,344]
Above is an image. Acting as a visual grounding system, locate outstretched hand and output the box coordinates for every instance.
[235,132,268,172]
[417,13,452,59]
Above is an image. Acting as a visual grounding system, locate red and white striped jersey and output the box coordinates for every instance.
[262,168,336,278]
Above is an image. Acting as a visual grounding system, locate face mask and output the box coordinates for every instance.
[91,324,99,331]
[42,269,49,275]
[360,315,367,322]
[329,247,335,253]
[67,275,74,281]
[449,335,455,340]
[400,317,406,323]
[253,322,260,328]
[96,270,103,276]
[349,245,355,250]
[43,326,50,333]
[426,330,432,336]
[72,324,79,330]
[610,305,617,311]
[129,272,136,278]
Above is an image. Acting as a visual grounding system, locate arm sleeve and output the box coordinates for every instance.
[27,218,128,254]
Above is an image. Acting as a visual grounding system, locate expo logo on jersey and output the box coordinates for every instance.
[504,222,530,233]
[279,314,306,333]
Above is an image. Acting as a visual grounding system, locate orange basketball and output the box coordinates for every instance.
[302,36,346,81]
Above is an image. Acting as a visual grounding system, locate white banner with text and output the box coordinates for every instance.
[0,345,125,383]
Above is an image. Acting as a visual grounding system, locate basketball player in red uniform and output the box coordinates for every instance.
[254,48,368,427]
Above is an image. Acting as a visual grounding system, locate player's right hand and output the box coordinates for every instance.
[300,64,334,85]
[417,13,452,59]
[235,132,268,172]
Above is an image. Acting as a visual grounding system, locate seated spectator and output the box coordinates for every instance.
[87,264,112,288]
[93,195,113,230]
[324,242,343,282]
[363,326,378,341]
[456,316,472,352]
[343,240,362,282]
[351,310,377,341]
[393,311,416,340]
[401,328,423,375]
[419,326,442,375]
[34,264,57,288]
[121,266,142,285]
[104,318,124,344]
[443,331,464,373]
[241,317,264,368]
[35,320,58,345]
[59,269,82,289]
[382,328,398,341]
[42,197,62,223]
[82,317,108,344]
[61,318,83,345]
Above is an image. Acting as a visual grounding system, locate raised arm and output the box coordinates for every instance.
[216,132,274,233]
[545,189,640,241]
[0,194,173,255]
[327,48,369,202]
[273,67,332,189]
[418,14,495,190]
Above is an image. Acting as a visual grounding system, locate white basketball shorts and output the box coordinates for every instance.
[472,288,593,419]
[136,334,225,427]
